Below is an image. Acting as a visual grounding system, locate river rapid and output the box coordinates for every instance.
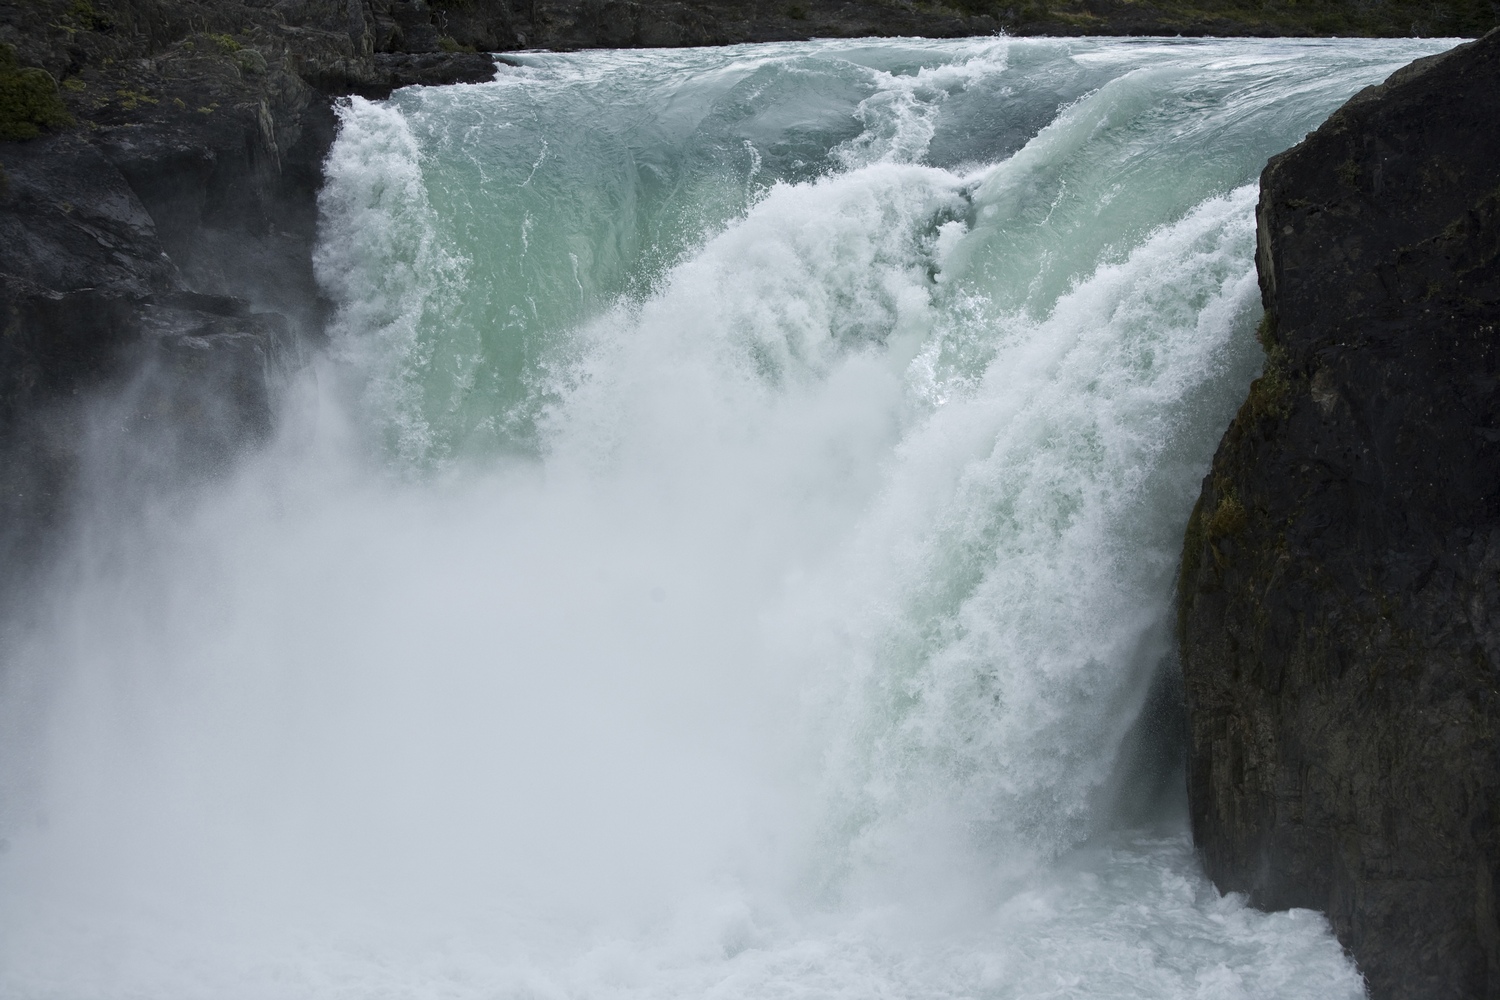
[0,35,1458,1000]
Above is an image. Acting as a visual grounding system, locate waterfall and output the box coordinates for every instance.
[0,35,1455,1000]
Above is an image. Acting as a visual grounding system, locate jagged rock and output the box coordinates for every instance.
[0,126,301,575]
[0,0,507,597]
[1178,28,1500,1000]
[370,50,497,88]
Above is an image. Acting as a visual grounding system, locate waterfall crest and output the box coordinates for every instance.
[0,36,1456,1000]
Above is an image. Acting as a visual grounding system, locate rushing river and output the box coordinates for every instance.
[0,35,1457,1000]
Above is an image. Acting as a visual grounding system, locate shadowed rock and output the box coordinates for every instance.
[1179,27,1500,1000]
[0,0,504,593]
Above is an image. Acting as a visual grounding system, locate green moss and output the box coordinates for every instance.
[66,0,109,31]
[1247,341,1293,423]
[1243,311,1299,421]
[1177,478,1251,643]
[1176,492,1208,644]
[1058,12,1105,26]
[207,33,241,54]
[1208,490,1248,542]
[1254,311,1276,353]
[1248,366,1287,418]
[114,88,158,110]
[437,35,476,53]
[0,44,73,140]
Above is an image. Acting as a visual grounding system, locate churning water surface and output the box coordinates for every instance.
[0,35,1458,1000]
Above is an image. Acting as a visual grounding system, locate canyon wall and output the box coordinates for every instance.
[0,0,496,585]
[1178,28,1500,1000]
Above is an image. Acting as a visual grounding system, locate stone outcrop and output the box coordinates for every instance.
[1178,28,1500,1000]
[520,0,1495,46]
[0,0,500,585]
[437,0,1497,48]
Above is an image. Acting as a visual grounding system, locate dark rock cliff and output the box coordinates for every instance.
[0,0,498,583]
[1178,28,1500,1000]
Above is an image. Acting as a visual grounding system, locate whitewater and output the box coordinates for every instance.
[0,35,1458,1000]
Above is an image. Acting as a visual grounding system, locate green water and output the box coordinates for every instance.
[0,34,1459,1000]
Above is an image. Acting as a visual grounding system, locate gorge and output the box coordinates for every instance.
[2,5,1499,1000]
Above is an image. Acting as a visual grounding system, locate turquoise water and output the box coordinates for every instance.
[0,35,1457,999]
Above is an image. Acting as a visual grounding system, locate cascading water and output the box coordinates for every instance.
[0,35,1458,1000]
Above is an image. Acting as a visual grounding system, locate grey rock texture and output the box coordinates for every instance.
[1178,28,1500,1000]
[520,0,991,48]
[0,0,500,582]
[447,0,1498,46]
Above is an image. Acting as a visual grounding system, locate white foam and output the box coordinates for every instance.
[1,35,1459,1000]
[315,97,473,466]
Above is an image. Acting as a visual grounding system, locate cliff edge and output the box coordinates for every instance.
[0,0,498,584]
[1178,28,1500,1000]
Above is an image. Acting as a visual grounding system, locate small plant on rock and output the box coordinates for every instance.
[66,0,110,31]
[0,44,73,140]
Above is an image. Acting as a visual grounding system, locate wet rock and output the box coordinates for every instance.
[0,0,505,594]
[370,50,498,88]
[0,127,300,576]
[1178,28,1500,1000]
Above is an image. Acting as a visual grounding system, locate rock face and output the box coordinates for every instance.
[0,0,500,584]
[439,0,1498,48]
[1178,28,1500,1000]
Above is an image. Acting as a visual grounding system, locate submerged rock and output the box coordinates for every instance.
[1179,28,1500,1000]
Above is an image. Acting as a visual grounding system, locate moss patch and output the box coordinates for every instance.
[1208,489,1248,541]
[0,44,72,140]
[1177,492,1208,644]
[113,88,158,111]
[1247,344,1293,422]
[65,0,109,31]
[1254,311,1277,353]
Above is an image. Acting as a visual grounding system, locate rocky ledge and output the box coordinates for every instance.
[0,0,499,582]
[1178,27,1500,1000]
